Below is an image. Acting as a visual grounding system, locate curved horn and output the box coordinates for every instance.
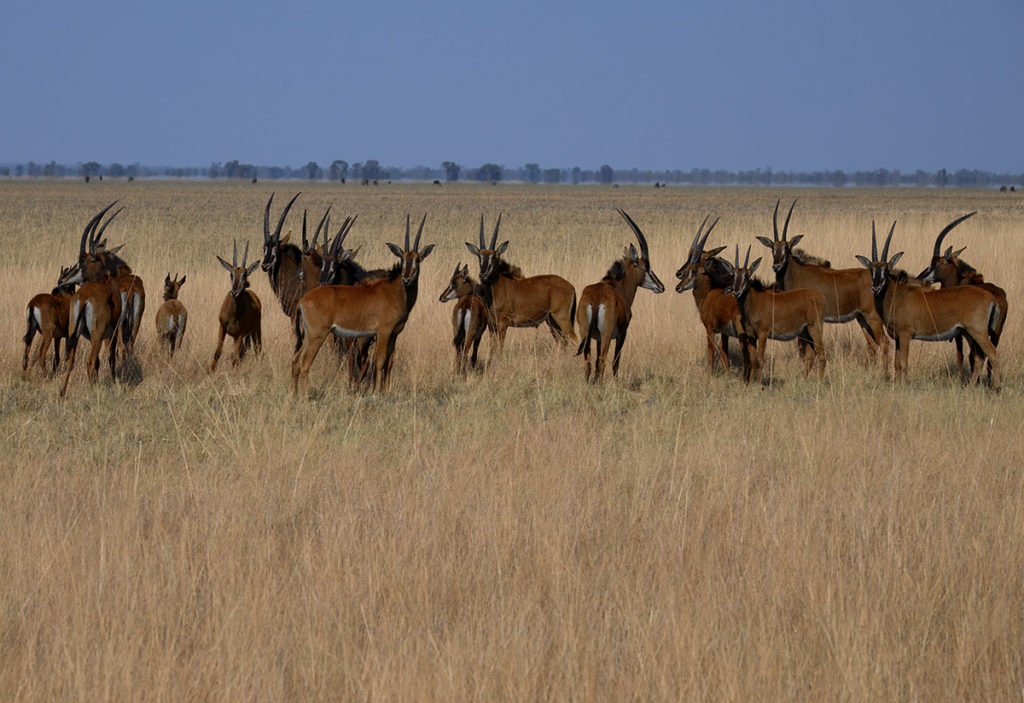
[781,199,796,242]
[881,221,896,262]
[313,206,331,251]
[690,215,710,255]
[479,214,486,248]
[94,206,125,252]
[697,217,719,257]
[232,240,238,268]
[80,201,117,255]
[414,214,426,252]
[932,211,977,258]
[404,214,411,251]
[871,221,878,261]
[772,199,780,242]
[744,244,751,268]
[734,244,740,268]
[616,209,649,258]
[263,194,274,243]
[490,212,502,250]
[242,240,250,268]
[301,210,308,250]
[273,193,300,242]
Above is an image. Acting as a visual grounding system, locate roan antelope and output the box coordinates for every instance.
[857,221,1001,390]
[756,199,886,359]
[674,216,749,375]
[23,266,78,377]
[576,209,665,381]
[211,242,262,371]
[292,215,434,396]
[155,273,188,357]
[726,245,826,384]
[439,262,489,374]
[465,214,577,359]
[916,211,1008,381]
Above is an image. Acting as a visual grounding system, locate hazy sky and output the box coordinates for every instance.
[2,0,1021,173]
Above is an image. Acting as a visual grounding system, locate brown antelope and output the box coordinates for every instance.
[756,199,886,359]
[260,193,321,317]
[674,216,749,375]
[726,245,826,383]
[916,212,1008,380]
[439,262,490,374]
[58,268,124,398]
[211,242,263,371]
[857,221,1001,390]
[73,201,146,354]
[576,209,665,381]
[465,214,577,358]
[154,273,188,357]
[23,266,78,377]
[292,215,434,396]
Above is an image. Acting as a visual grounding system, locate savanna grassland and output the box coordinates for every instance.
[1,180,1022,701]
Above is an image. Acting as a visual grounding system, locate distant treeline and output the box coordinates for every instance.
[2,159,1022,189]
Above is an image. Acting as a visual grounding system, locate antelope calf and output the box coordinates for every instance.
[756,199,886,360]
[675,216,749,375]
[211,242,262,371]
[439,262,489,374]
[576,209,665,381]
[859,221,1001,390]
[465,214,577,358]
[23,266,77,377]
[726,245,826,384]
[917,211,1007,381]
[155,273,188,357]
[293,215,434,396]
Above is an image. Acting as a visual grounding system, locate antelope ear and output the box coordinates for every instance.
[280,232,291,246]
[386,242,404,258]
[718,259,734,273]
[706,246,725,257]
[419,243,435,260]
[628,243,639,263]
[942,246,953,259]
[952,246,967,259]
[465,242,481,257]
[495,241,509,256]
[855,255,872,269]
[348,246,360,260]
[755,236,774,249]
[338,249,353,262]
[749,257,762,275]
[788,234,803,247]
[179,275,186,287]
[461,265,469,278]
[164,274,171,286]
[247,260,261,275]
[888,251,904,267]
[217,256,233,273]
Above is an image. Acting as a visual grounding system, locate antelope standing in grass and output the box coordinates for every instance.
[155,273,188,357]
[439,262,490,374]
[756,199,886,359]
[674,216,748,375]
[292,215,434,396]
[260,193,321,317]
[23,266,78,377]
[859,221,1001,390]
[726,245,827,384]
[576,209,665,381]
[211,242,262,371]
[916,212,1008,381]
[465,214,577,358]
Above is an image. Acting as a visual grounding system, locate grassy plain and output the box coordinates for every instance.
[1,180,1022,700]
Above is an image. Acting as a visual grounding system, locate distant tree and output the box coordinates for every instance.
[107,163,126,178]
[81,161,102,178]
[43,161,56,177]
[305,161,320,179]
[474,163,503,182]
[598,164,614,184]
[571,166,581,184]
[936,168,949,187]
[328,160,348,181]
[126,163,139,180]
[829,170,847,187]
[362,160,381,180]
[224,160,242,178]
[523,163,541,183]
[209,162,222,178]
[543,168,562,184]
[442,161,461,182]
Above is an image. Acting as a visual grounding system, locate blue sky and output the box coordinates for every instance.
[2,0,1021,172]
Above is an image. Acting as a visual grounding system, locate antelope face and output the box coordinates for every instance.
[917,250,962,286]
[260,238,279,273]
[390,246,435,287]
[163,274,185,301]
[855,221,903,297]
[628,245,664,294]
[218,242,259,299]
[727,247,761,300]
[318,248,354,285]
[466,242,508,281]
[439,264,472,302]
[754,199,802,273]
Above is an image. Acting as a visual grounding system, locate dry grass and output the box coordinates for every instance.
[1,180,1022,701]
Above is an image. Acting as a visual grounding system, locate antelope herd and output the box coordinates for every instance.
[22,195,1008,397]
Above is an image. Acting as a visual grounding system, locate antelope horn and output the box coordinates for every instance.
[301,210,308,250]
[80,201,117,255]
[232,240,238,268]
[772,199,780,241]
[273,193,300,242]
[744,244,751,268]
[263,194,274,243]
[414,213,426,252]
[313,207,331,253]
[490,212,502,250]
[882,221,896,262]
[331,216,351,256]
[479,214,486,248]
[932,211,977,258]
[734,244,740,268]
[700,217,720,252]
[616,209,649,259]
[94,206,125,253]
[405,214,411,251]
[871,221,878,261]
[782,199,796,242]
[340,214,358,248]
[242,240,250,267]
[690,215,710,256]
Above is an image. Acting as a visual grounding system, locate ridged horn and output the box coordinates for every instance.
[781,199,796,242]
[490,212,502,250]
[404,214,411,251]
[479,214,486,248]
[232,240,238,268]
[93,206,125,254]
[263,194,274,243]
[273,193,300,243]
[932,211,977,258]
[242,240,250,268]
[80,201,117,255]
[772,199,780,242]
[414,214,426,252]
[871,221,878,261]
[882,221,896,262]
[616,209,649,259]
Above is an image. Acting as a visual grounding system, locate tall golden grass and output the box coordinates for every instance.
[1,180,1021,700]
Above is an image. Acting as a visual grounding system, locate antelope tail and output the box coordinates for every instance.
[23,307,39,345]
[576,306,597,356]
[293,306,305,354]
[989,302,1002,346]
[569,293,577,328]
